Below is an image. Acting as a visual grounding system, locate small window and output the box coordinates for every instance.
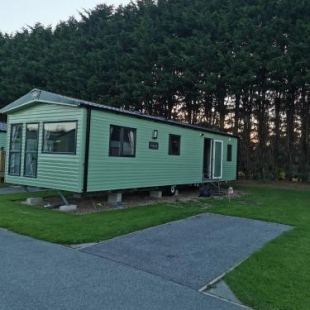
[227,144,232,162]
[169,134,181,155]
[43,121,77,154]
[109,125,136,157]
[24,123,39,177]
[8,124,23,176]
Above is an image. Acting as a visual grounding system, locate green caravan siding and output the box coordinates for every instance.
[221,137,238,180]
[0,132,6,150]
[87,110,238,192]
[5,103,86,192]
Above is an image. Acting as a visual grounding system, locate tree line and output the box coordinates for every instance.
[0,0,309,180]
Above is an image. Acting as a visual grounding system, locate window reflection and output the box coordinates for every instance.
[109,125,136,157]
[24,123,39,177]
[43,122,77,154]
[9,124,23,176]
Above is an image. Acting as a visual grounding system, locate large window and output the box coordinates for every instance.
[169,134,181,155]
[8,124,23,176]
[43,121,77,154]
[109,125,136,157]
[24,123,39,177]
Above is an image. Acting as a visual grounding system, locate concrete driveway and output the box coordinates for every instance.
[0,214,291,310]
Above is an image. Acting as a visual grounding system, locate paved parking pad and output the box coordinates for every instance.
[0,228,245,310]
[82,214,292,290]
[0,215,291,310]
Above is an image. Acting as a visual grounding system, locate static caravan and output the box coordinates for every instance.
[0,89,238,195]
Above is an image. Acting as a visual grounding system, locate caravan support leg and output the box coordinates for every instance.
[57,190,70,206]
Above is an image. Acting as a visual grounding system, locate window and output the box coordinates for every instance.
[109,125,136,157]
[227,144,232,162]
[43,121,77,154]
[169,134,181,155]
[24,123,39,177]
[8,124,23,176]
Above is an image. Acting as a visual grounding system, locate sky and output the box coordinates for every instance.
[0,0,132,35]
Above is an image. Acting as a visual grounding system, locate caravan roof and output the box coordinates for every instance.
[0,89,237,138]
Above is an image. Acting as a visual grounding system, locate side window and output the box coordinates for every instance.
[227,144,232,162]
[24,123,39,177]
[8,124,23,176]
[109,125,136,157]
[42,121,77,154]
[169,134,181,155]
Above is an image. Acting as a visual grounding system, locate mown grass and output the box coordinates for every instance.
[207,184,310,310]
[0,183,309,309]
[0,191,204,244]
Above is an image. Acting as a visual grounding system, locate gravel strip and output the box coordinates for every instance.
[38,188,227,214]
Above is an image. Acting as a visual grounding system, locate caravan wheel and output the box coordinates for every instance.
[165,185,177,196]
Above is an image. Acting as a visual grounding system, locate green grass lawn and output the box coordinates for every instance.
[0,191,205,244]
[0,183,309,310]
[208,184,310,310]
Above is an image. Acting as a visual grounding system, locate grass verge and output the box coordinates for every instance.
[208,184,310,310]
[0,191,204,244]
